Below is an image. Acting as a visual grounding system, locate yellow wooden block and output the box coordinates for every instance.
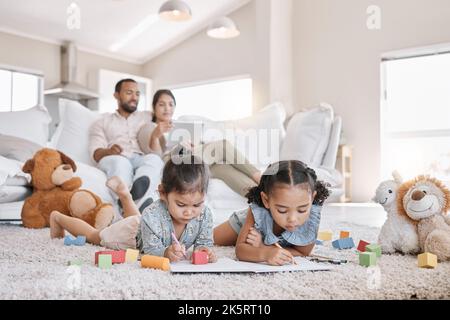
[340,231,350,239]
[418,252,437,269]
[125,249,139,263]
[318,230,333,241]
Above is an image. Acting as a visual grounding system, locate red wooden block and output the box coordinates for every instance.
[191,251,208,265]
[357,240,370,252]
[95,250,126,265]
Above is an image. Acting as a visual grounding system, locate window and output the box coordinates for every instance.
[170,77,252,121]
[0,67,43,112]
[381,51,450,185]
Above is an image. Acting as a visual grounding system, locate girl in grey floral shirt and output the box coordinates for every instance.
[49,154,216,263]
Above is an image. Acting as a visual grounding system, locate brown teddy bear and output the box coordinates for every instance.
[21,148,115,230]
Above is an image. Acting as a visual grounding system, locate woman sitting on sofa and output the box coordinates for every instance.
[138,89,261,197]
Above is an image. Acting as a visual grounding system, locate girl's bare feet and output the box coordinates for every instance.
[49,211,65,239]
[106,176,130,198]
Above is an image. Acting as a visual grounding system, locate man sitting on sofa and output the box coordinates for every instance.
[89,78,163,212]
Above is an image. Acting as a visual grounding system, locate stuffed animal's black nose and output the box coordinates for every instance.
[62,165,71,171]
[412,190,425,201]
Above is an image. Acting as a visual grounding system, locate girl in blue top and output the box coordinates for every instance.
[214,160,330,266]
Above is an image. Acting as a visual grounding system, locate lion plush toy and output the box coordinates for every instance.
[398,175,450,261]
[21,148,115,230]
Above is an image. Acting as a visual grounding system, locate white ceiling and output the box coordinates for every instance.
[0,0,250,64]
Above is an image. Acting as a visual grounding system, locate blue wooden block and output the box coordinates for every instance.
[64,235,86,246]
[73,236,86,246]
[64,235,74,246]
[332,237,355,250]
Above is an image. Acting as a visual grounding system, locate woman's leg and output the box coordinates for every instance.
[200,140,261,184]
[49,211,101,245]
[210,164,256,197]
[213,221,239,246]
[106,176,140,218]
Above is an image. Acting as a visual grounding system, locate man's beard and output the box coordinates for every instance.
[120,101,138,113]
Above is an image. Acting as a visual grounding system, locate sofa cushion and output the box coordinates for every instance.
[280,103,334,167]
[50,99,100,166]
[0,105,51,146]
[178,102,287,167]
[0,134,41,162]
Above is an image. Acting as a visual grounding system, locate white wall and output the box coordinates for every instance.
[142,0,272,112]
[0,31,143,90]
[293,0,450,202]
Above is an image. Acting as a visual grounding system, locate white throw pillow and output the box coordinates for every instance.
[0,156,31,187]
[280,103,334,167]
[0,134,41,162]
[178,102,286,168]
[0,105,51,146]
[51,99,100,165]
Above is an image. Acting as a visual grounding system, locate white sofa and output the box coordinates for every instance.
[0,100,343,225]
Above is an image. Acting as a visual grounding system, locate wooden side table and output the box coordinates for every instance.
[336,145,353,202]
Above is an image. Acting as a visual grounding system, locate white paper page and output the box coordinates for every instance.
[236,257,333,273]
[170,257,332,273]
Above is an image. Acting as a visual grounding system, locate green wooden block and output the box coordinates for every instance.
[365,244,381,257]
[98,254,112,269]
[68,259,83,266]
[359,252,377,267]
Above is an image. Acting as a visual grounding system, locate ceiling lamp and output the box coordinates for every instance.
[159,0,192,22]
[207,17,240,39]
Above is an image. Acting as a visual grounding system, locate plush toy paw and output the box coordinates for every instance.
[69,190,98,218]
[94,204,115,230]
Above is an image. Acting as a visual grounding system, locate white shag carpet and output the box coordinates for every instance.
[1,205,449,300]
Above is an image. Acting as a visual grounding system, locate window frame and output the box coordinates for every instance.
[167,74,253,121]
[380,44,450,181]
[0,64,44,112]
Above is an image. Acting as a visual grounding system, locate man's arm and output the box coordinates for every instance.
[89,118,122,163]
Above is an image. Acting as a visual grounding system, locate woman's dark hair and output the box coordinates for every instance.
[246,160,330,207]
[152,89,176,122]
[161,154,209,195]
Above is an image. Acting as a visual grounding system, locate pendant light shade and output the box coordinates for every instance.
[207,17,240,39]
[159,0,192,22]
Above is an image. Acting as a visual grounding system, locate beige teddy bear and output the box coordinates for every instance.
[398,175,450,261]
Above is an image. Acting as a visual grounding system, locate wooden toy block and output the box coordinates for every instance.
[357,240,370,252]
[365,244,381,257]
[95,250,125,265]
[141,255,170,271]
[339,231,350,239]
[125,249,139,263]
[192,251,208,265]
[318,230,333,241]
[359,252,377,267]
[315,239,323,245]
[68,259,82,266]
[332,237,355,250]
[64,235,86,246]
[73,236,86,246]
[418,252,437,269]
[98,254,112,269]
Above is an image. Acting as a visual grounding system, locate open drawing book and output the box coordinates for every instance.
[170,257,333,273]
